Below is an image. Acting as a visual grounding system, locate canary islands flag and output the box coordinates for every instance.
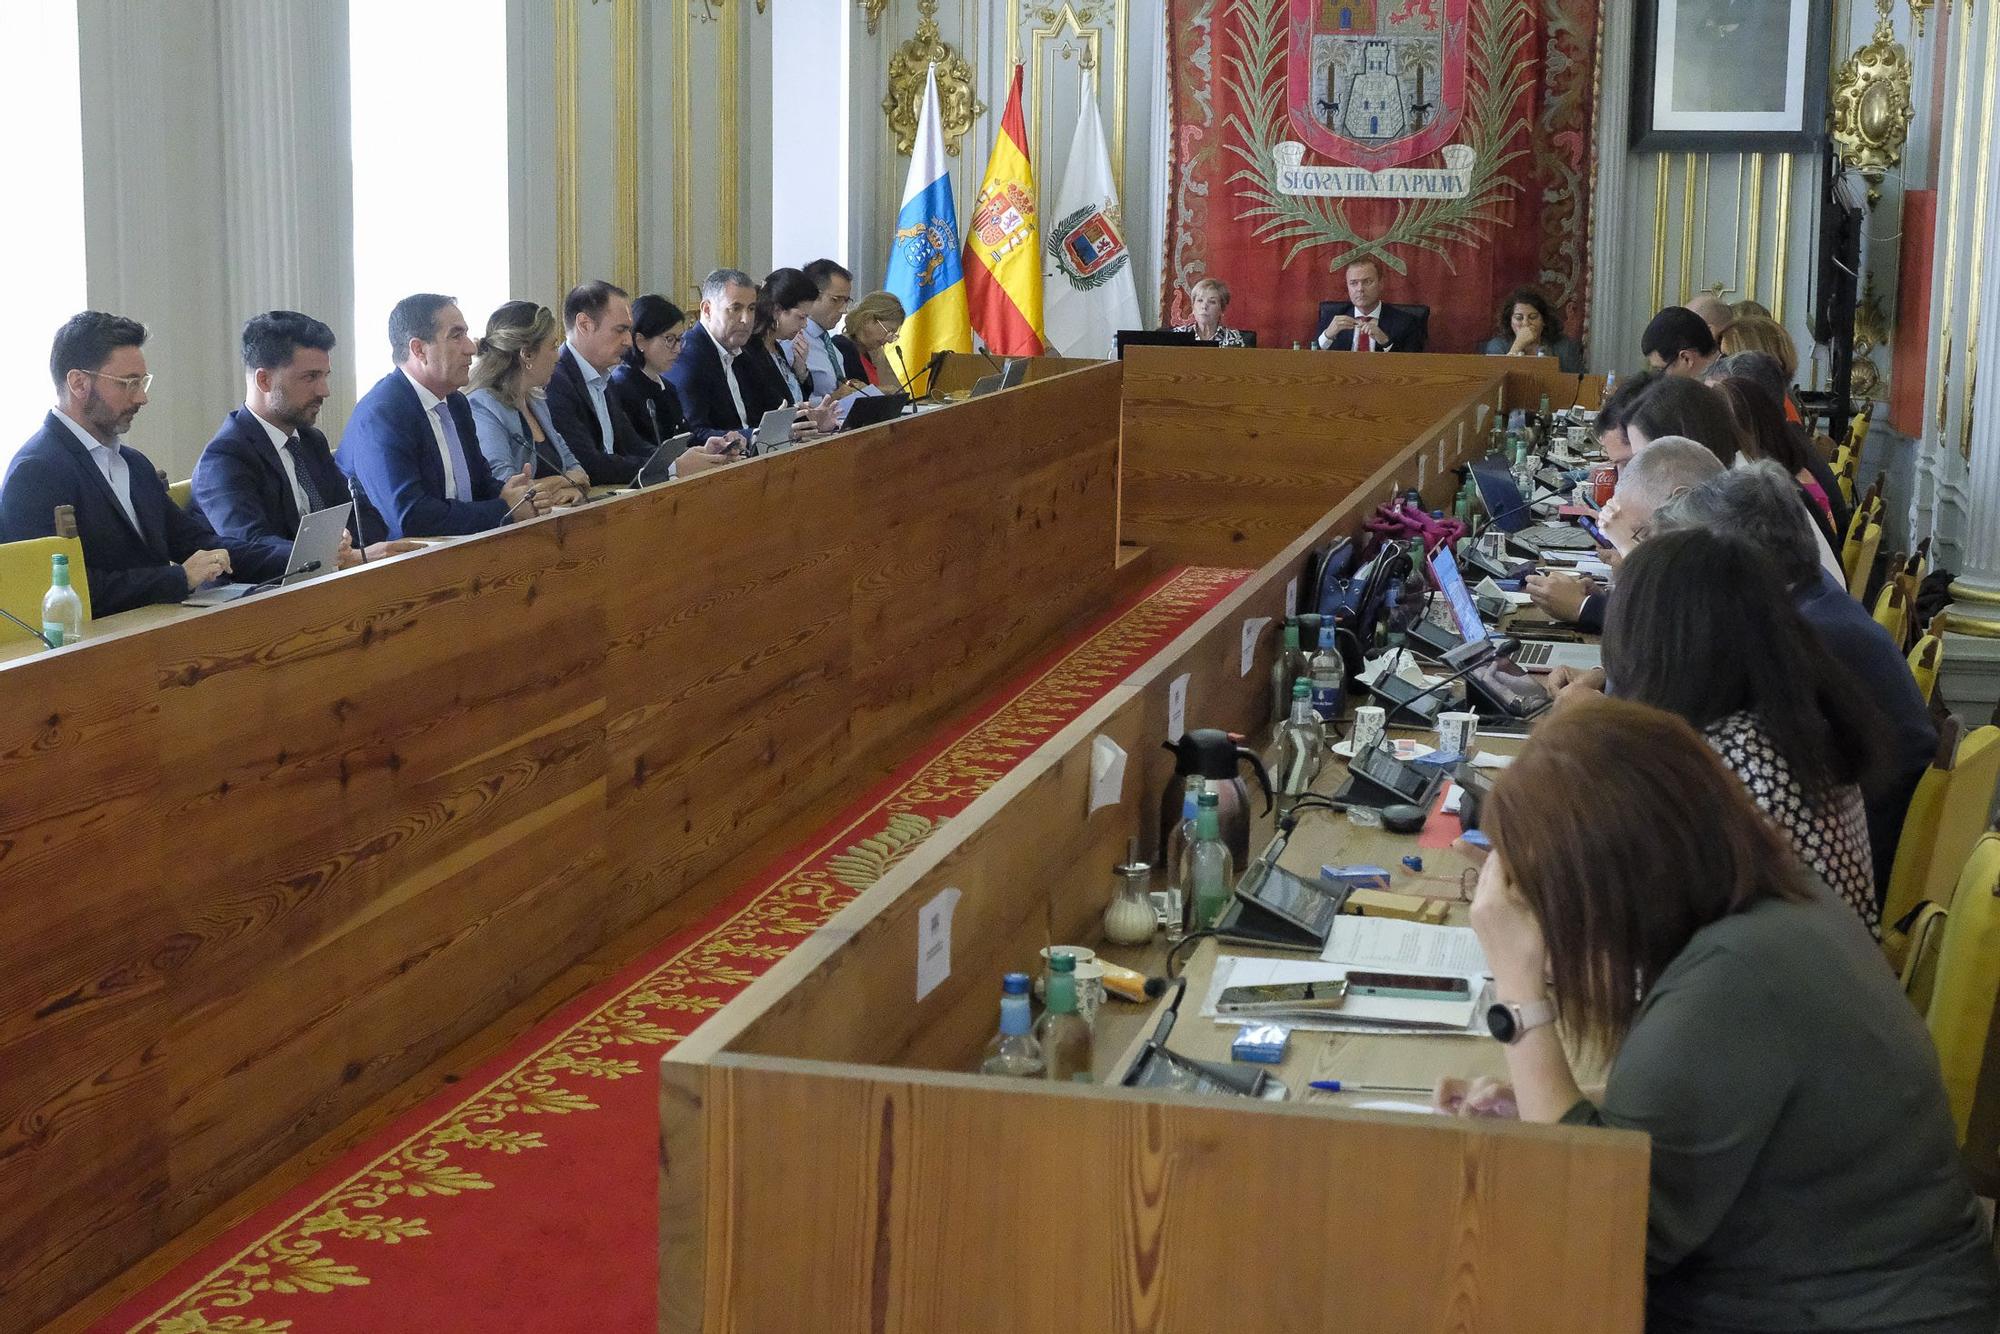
[884,65,972,393]
[962,65,1044,356]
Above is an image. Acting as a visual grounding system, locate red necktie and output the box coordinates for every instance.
[1357,313,1374,353]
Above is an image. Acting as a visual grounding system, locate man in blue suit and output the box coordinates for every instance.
[0,311,282,616]
[195,310,422,570]
[338,293,536,539]
[666,269,760,449]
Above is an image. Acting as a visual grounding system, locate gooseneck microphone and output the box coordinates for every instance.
[0,606,56,650]
[345,474,373,561]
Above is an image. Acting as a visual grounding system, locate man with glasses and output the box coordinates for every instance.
[800,259,854,398]
[0,311,282,616]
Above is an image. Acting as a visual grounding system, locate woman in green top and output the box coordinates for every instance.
[1441,697,1999,1333]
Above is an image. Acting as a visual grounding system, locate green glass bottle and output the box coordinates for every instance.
[1190,790,1234,931]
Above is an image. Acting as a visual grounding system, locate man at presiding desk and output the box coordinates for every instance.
[0,311,283,615]
[338,293,548,541]
[1313,257,1427,353]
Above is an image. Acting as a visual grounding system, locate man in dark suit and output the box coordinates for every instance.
[338,294,536,539]
[544,280,645,486]
[195,310,422,570]
[667,269,761,451]
[0,311,282,616]
[1313,257,1428,352]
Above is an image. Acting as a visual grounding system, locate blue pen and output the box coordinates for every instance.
[1309,1079,1435,1095]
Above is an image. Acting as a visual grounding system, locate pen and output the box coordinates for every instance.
[1308,1079,1435,1095]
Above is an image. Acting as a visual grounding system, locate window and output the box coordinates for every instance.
[349,0,511,371]
[0,1,85,468]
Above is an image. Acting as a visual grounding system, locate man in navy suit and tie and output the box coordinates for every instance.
[337,293,538,540]
[195,310,423,570]
[667,269,761,449]
[0,311,282,616]
[1313,257,1428,353]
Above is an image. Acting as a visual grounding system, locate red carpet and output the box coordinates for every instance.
[100,566,1248,1333]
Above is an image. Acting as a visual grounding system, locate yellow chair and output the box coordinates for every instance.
[0,534,93,635]
[1872,570,1911,649]
[1924,832,2000,1145]
[1884,719,1961,975]
[1920,725,2000,913]
[1829,440,1857,508]
[1910,612,1946,704]
[1845,519,1883,600]
[168,478,194,511]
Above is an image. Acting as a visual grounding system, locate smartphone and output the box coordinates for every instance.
[1216,980,1349,1014]
[1344,971,1472,1002]
[1577,515,1609,547]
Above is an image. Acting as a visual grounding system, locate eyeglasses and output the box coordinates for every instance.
[89,370,153,393]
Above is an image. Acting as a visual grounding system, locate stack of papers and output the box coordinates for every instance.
[1201,918,1493,1037]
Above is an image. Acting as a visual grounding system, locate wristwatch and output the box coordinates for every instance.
[1485,997,1556,1044]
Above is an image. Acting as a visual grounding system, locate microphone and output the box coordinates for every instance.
[891,346,945,404]
[0,606,56,650]
[239,560,324,597]
[975,346,1007,379]
[345,473,373,560]
[1381,635,1520,723]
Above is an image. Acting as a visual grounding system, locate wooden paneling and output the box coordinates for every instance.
[654,371,1636,1334]
[0,366,1122,1331]
[1119,347,1501,567]
[662,1058,1647,1334]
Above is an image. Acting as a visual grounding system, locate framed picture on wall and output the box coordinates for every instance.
[1631,0,1832,151]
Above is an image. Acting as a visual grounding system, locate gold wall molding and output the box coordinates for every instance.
[1934,0,1973,435]
[1012,2,1130,197]
[674,0,693,301]
[1773,154,1793,324]
[1650,154,1670,311]
[1851,276,1890,398]
[859,0,892,33]
[885,0,984,156]
[1832,15,1916,207]
[722,0,741,263]
[555,0,580,296]
[614,0,639,292]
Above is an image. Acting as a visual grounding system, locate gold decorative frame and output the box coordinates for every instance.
[859,0,893,34]
[884,0,984,156]
[1012,1,1130,197]
[1831,15,1916,206]
[555,0,580,296]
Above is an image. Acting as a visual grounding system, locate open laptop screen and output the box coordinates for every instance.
[1429,544,1489,646]
[1468,457,1531,533]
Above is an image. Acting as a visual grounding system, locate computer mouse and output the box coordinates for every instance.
[1381,803,1429,834]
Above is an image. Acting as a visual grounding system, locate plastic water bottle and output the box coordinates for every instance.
[1188,790,1235,931]
[1270,617,1306,726]
[1035,951,1095,1083]
[978,973,1045,1077]
[1162,776,1201,943]
[41,553,83,648]
[1309,624,1344,726]
[1276,680,1324,818]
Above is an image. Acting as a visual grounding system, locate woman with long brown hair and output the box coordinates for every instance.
[1441,697,1997,1332]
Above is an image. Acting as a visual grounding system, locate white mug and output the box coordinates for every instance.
[1436,711,1479,757]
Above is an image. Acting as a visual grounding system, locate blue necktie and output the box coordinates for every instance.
[434,400,472,500]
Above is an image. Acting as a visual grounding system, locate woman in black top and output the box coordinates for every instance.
[737,268,822,422]
[608,294,689,451]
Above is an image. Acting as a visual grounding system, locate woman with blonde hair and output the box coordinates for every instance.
[466,301,587,506]
[1169,277,1250,347]
[1719,315,1799,380]
[835,291,906,388]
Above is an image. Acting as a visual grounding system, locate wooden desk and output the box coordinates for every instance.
[0,367,1126,1330]
[661,363,1647,1333]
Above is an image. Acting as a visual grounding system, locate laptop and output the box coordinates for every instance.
[1432,527,1601,675]
[1467,457,1597,555]
[632,432,692,487]
[755,406,797,453]
[187,502,351,606]
[840,391,909,430]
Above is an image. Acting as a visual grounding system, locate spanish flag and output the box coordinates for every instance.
[961,66,1044,356]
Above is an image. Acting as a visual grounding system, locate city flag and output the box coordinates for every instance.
[962,65,1044,356]
[884,64,972,393]
[1043,78,1141,359]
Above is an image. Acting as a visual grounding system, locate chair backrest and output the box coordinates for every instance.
[1925,831,2000,1142]
[0,534,93,631]
[1845,520,1883,599]
[1921,724,2000,910]
[1238,330,1258,348]
[1884,717,1961,972]
[1872,566,1911,648]
[168,478,194,511]
[1910,611,1946,704]
[1829,440,1857,506]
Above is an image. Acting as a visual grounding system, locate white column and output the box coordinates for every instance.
[1585,0,1635,372]
[216,1,357,443]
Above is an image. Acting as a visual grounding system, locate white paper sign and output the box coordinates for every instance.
[1167,673,1191,743]
[916,886,962,1002]
[1285,575,1298,614]
[1089,734,1128,813]
[1240,616,1271,676]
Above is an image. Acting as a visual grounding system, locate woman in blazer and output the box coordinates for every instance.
[465,302,589,504]
[609,294,690,450]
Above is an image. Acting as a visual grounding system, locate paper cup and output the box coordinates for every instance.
[1436,711,1479,757]
[1351,705,1387,756]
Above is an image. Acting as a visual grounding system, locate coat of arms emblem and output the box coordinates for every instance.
[1286,0,1469,170]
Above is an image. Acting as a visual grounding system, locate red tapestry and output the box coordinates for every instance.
[1163,0,1605,357]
